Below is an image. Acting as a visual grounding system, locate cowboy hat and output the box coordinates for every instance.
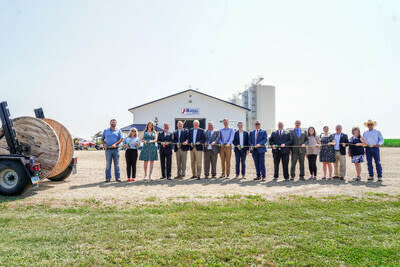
[364,120,377,127]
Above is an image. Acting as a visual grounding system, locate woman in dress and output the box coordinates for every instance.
[123,127,140,182]
[319,126,336,180]
[139,121,158,180]
[348,127,366,181]
[306,126,320,180]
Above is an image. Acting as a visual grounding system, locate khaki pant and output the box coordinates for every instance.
[190,148,203,177]
[334,151,346,178]
[220,145,232,176]
[204,150,218,177]
[175,148,187,177]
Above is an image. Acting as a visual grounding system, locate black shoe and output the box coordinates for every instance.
[333,176,339,179]
[196,177,201,180]
[377,177,382,182]
[290,177,294,181]
[105,180,110,183]
[339,177,344,180]
[254,177,261,181]
[160,177,166,179]
[219,174,225,178]
[368,176,374,181]
[116,179,122,183]
[190,176,196,179]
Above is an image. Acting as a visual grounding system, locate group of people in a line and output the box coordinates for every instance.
[101,118,384,183]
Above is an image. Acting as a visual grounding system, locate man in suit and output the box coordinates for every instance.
[233,121,249,178]
[289,120,308,180]
[332,124,349,180]
[173,121,189,179]
[188,120,205,179]
[158,123,173,180]
[203,121,220,178]
[269,122,292,181]
[249,120,268,181]
[219,118,234,178]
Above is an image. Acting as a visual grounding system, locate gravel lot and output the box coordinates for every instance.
[7,148,400,205]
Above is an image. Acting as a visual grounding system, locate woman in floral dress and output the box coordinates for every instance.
[139,121,158,180]
[319,126,336,180]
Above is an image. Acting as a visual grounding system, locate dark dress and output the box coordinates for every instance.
[139,132,158,161]
[319,134,336,163]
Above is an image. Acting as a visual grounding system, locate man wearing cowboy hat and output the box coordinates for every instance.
[363,120,384,181]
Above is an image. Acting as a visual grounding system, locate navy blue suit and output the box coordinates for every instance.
[269,130,292,179]
[249,129,268,178]
[233,130,249,176]
[188,128,206,151]
[173,129,189,152]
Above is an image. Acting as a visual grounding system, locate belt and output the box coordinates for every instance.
[126,148,137,150]
[106,147,118,150]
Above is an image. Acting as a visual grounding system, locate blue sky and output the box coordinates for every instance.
[1,0,399,137]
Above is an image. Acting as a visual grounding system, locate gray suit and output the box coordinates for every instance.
[203,130,220,177]
[290,129,309,178]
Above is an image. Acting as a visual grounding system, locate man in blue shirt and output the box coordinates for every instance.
[101,119,123,182]
[363,120,384,181]
[219,118,234,178]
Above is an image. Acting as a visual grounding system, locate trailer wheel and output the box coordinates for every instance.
[0,161,30,196]
[47,159,73,182]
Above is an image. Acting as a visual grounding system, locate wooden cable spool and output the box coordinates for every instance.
[41,118,74,178]
[0,117,61,179]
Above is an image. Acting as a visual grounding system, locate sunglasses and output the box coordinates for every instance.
[255,123,260,125]
[367,124,373,126]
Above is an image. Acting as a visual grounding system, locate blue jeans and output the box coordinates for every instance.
[105,149,120,180]
[252,151,266,178]
[366,147,382,178]
[235,149,247,176]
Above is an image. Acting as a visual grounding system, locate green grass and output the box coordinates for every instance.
[383,139,400,147]
[145,196,158,202]
[1,197,400,266]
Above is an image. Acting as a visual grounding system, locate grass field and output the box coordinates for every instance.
[383,139,400,147]
[1,194,400,266]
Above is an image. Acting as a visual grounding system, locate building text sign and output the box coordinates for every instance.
[181,108,200,115]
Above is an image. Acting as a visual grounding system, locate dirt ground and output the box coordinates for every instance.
[7,148,400,205]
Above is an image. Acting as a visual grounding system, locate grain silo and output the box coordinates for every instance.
[236,78,276,133]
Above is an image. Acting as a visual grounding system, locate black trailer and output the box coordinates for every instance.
[0,102,41,195]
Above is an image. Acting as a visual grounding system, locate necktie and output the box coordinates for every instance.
[279,130,282,137]
[255,130,258,144]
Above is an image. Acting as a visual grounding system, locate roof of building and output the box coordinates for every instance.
[128,89,250,112]
[121,124,163,132]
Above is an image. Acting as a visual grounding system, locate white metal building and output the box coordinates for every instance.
[123,89,250,131]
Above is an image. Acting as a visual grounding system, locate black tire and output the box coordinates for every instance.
[47,159,73,182]
[0,160,31,196]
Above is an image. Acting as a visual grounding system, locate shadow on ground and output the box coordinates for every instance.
[68,177,386,190]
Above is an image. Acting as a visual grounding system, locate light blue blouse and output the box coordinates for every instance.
[123,136,140,149]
